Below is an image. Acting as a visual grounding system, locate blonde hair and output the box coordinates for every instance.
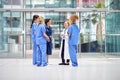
[69,14,79,24]
[39,16,44,24]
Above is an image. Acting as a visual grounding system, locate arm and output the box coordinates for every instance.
[44,32,50,42]
[61,33,65,37]
[31,24,36,42]
[50,27,52,38]
[67,26,72,37]
[42,25,50,42]
[61,29,67,39]
[67,33,70,37]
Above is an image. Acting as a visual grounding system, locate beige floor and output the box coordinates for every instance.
[0,58,120,80]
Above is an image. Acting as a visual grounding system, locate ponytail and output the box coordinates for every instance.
[30,20,34,28]
[30,15,39,28]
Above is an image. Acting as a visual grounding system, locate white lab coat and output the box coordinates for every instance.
[59,29,70,59]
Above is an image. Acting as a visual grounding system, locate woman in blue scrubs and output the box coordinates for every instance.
[36,16,50,67]
[45,19,52,63]
[30,15,39,65]
[67,14,80,67]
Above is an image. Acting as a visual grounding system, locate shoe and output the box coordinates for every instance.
[72,64,78,67]
[58,63,66,65]
[65,63,69,65]
[36,64,41,67]
[43,63,48,67]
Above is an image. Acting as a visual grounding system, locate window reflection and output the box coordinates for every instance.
[82,0,105,8]
[25,0,76,8]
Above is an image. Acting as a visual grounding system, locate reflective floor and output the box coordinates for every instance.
[0,58,120,80]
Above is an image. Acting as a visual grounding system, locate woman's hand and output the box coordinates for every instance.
[44,32,50,42]
[46,37,50,42]
[61,34,65,37]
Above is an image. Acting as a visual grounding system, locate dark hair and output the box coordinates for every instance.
[30,15,39,28]
[45,18,51,26]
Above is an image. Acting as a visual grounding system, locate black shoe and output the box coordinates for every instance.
[58,63,66,65]
[65,63,69,65]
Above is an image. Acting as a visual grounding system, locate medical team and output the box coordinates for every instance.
[31,14,80,67]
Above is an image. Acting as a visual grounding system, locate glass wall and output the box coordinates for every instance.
[25,0,76,8]
[0,0,23,8]
[82,0,105,8]
[106,0,120,10]
[0,0,120,58]
[106,12,120,53]
[1,0,119,9]
[105,0,120,56]
[0,11,23,58]
[80,12,105,53]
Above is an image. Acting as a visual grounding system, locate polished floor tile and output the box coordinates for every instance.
[0,58,120,80]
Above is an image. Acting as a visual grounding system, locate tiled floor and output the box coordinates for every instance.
[0,58,120,80]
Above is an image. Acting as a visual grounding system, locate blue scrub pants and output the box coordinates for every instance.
[33,42,37,65]
[69,45,78,67]
[36,44,47,67]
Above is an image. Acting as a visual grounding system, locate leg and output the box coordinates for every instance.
[40,45,47,66]
[46,43,49,63]
[64,59,70,65]
[36,45,42,66]
[46,42,52,63]
[61,40,65,63]
[46,55,48,63]
[67,59,70,63]
[69,45,78,67]
[59,40,65,65]
[33,42,37,65]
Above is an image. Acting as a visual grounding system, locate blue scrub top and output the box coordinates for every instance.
[67,24,80,45]
[36,24,47,45]
[45,26,52,41]
[31,22,37,43]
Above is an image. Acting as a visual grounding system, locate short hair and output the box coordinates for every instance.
[70,14,79,24]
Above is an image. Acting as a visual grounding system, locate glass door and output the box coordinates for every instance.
[80,11,106,57]
[0,11,24,58]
